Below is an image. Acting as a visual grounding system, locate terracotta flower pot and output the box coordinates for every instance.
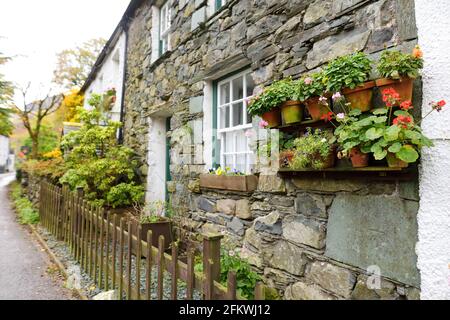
[280,150,295,168]
[386,152,409,168]
[349,147,369,168]
[305,96,329,121]
[281,100,303,125]
[262,107,281,128]
[375,77,414,103]
[342,81,376,112]
[316,148,336,169]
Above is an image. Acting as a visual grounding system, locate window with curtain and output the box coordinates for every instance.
[216,70,255,173]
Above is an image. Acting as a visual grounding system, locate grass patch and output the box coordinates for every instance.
[9,182,40,225]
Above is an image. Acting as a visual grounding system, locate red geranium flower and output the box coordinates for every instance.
[430,100,447,112]
[321,111,333,122]
[382,88,401,107]
[400,100,413,111]
[393,115,413,128]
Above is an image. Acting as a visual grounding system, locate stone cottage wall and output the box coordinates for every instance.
[124,0,421,299]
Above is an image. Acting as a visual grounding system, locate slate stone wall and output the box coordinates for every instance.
[124,0,421,299]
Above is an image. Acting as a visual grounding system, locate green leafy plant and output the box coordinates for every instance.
[135,200,175,224]
[334,108,387,157]
[20,157,66,182]
[10,182,39,225]
[335,87,445,164]
[247,78,300,116]
[297,72,326,101]
[323,52,373,93]
[290,128,336,170]
[194,248,261,299]
[377,46,424,80]
[60,90,144,208]
[23,125,60,158]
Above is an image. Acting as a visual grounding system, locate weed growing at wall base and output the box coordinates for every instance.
[9,182,39,225]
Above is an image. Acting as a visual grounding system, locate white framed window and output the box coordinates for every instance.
[216,70,255,173]
[159,1,171,56]
[215,0,227,11]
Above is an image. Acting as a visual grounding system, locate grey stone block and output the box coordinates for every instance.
[326,194,420,287]
[189,96,204,114]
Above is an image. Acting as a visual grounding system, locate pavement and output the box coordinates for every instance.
[0,173,74,300]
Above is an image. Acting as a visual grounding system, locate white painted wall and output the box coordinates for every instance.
[83,32,126,122]
[0,135,10,171]
[415,0,450,300]
[146,117,167,204]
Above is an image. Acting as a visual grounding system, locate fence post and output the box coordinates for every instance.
[202,233,223,292]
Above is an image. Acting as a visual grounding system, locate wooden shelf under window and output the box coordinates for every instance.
[278,166,417,181]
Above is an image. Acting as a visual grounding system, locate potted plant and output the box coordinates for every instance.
[335,87,446,168]
[131,201,173,251]
[289,128,336,170]
[376,46,423,102]
[364,93,444,168]
[323,52,375,112]
[248,78,303,127]
[298,72,329,121]
[199,167,259,192]
[334,108,379,168]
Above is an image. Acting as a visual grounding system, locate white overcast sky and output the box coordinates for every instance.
[0,0,131,103]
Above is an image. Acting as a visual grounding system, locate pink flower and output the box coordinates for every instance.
[319,96,328,106]
[259,120,269,129]
[245,130,254,137]
[304,77,313,85]
[332,92,342,100]
[336,113,345,120]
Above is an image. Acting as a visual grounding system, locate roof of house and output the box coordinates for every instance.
[80,0,145,93]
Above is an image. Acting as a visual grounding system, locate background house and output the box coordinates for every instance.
[80,26,127,125]
[0,135,11,173]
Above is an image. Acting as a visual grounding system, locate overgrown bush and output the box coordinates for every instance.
[60,94,144,208]
[10,182,39,225]
[20,157,66,181]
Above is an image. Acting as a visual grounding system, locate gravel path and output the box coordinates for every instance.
[37,224,202,300]
[0,174,76,300]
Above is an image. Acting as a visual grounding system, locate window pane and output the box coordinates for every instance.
[245,101,252,124]
[232,76,244,101]
[232,102,243,126]
[225,155,233,168]
[225,132,233,153]
[161,6,166,30]
[220,83,230,105]
[220,105,230,128]
[236,131,247,152]
[236,154,246,172]
[246,73,255,97]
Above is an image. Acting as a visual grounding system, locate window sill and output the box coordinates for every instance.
[149,50,172,72]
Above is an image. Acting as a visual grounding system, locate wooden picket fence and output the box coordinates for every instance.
[38,181,265,300]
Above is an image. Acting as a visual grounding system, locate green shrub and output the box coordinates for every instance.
[10,182,39,225]
[60,93,144,208]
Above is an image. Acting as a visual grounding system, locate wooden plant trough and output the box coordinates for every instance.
[199,174,258,192]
